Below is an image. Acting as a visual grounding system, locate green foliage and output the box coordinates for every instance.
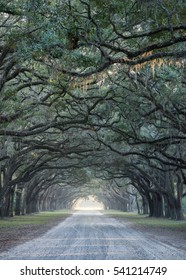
[0,0,186,220]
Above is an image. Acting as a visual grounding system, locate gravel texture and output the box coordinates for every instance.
[0,217,67,253]
[127,221,186,253]
[0,211,185,260]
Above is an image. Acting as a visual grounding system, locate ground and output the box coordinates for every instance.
[0,213,185,256]
[0,216,67,253]
[120,219,186,253]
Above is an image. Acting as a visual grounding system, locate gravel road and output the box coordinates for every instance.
[0,211,185,260]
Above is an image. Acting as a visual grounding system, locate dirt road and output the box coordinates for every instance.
[0,211,185,260]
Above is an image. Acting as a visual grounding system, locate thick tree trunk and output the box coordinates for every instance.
[142,195,149,215]
[135,194,141,214]
[15,189,22,216]
[21,190,26,215]
[0,199,4,218]
[156,193,164,217]
[175,177,184,220]
[163,194,171,218]
[146,194,153,217]
[175,199,184,220]
[150,192,164,218]
[4,188,14,217]
[167,195,177,220]
[9,188,14,217]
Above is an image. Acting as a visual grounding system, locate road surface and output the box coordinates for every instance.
[0,211,185,260]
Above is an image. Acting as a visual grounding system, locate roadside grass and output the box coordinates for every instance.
[0,209,72,228]
[104,210,186,230]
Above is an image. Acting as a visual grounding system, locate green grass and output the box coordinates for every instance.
[104,210,186,230]
[0,210,72,228]
[1,209,186,230]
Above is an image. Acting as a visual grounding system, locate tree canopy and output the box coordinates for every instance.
[0,0,186,219]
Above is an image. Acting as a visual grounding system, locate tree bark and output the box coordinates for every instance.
[15,188,22,216]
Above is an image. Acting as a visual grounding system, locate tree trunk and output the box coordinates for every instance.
[9,188,15,217]
[4,189,12,217]
[142,195,149,215]
[167,195,177,220]
[175,199,184,220]
[175,176,184,220]
[146,193,153,217]
[15,188,22,216]
[163,194,171,218]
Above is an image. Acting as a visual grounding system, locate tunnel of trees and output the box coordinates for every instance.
[0,0,186,220]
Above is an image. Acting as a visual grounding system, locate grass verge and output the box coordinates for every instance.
[104,210,186,230]
[0,210,72,228]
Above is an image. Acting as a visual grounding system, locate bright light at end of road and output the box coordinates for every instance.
[72,196,105,211]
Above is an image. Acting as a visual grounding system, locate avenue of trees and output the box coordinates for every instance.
[0,0,186,220]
